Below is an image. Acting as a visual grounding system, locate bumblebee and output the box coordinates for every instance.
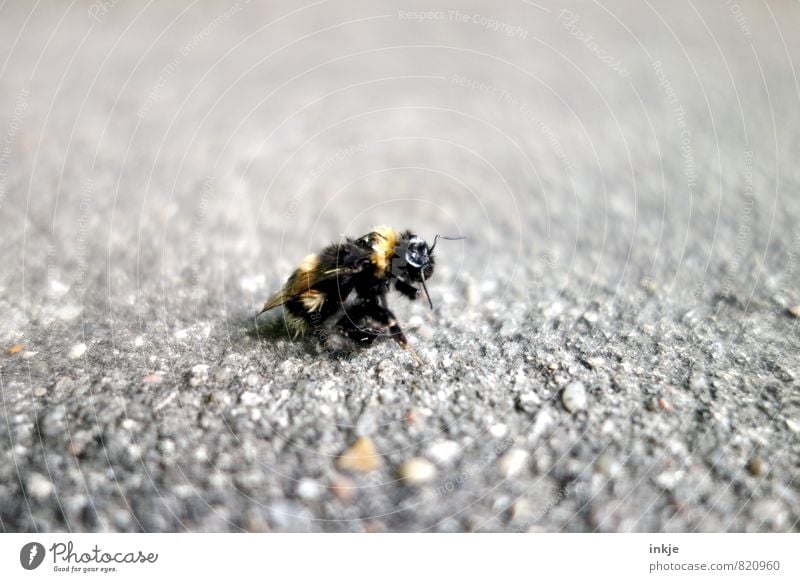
[258,226,462,357]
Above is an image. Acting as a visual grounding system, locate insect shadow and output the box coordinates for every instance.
[243,311,328,357]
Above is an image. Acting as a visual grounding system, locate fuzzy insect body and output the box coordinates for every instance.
[259,226,461,356]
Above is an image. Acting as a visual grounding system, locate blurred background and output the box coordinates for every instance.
[0,0,798,532]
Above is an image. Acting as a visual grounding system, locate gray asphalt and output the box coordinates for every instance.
[1,0,799,532]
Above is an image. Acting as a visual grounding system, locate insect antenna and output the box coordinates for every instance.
[421,234,464,309]
[430,234,466,253]
[420,271,434,310]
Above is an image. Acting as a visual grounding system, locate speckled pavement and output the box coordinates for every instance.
[1,0,799,532]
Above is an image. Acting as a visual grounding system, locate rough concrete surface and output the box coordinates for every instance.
[1,0,799,532]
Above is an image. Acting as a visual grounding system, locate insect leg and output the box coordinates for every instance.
[368,301,425,365]
[394,279,420,301]
[336,299,424,365]
[336,301,383,346]
[363,301,409,348]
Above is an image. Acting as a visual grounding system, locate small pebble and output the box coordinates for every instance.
[492,494,511,513]
[68,343,87,359]
[33,387,47,397]
[329,474,356,502]
[747,457,766,477]
[657,397,673,412]
[22,351,38,360]
[497,448,528,478]
[49,279,69,296]
[189,364,210,386]
[582,311,598,325]
[239,275,264,292]
[562,382,587,412]
[595,453,622,478]
[6,344,24,355]
[363,520,387,533]
[26,473,54,499]
[585,357,603,370]
[751,499,788,529]
[689,372,708,391]
[213,366,233,383]
[530,408,555,441]
[67,440,87,457]
[55,305,81,321]
[296,478,321,500]
[516,391,540,412]
[240,392,259,406]
[507,498,530,525]
[398,458,437,485]
[466,279,479,304]
[788,306,800,318]
[337,437,381,473]
[142,374,162,385]
[640,277,657,294]
[488,423,508,438]
[416,325,435,341]
[426,440,460,465]
[158,438,176,457]
[655,470,684,491]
